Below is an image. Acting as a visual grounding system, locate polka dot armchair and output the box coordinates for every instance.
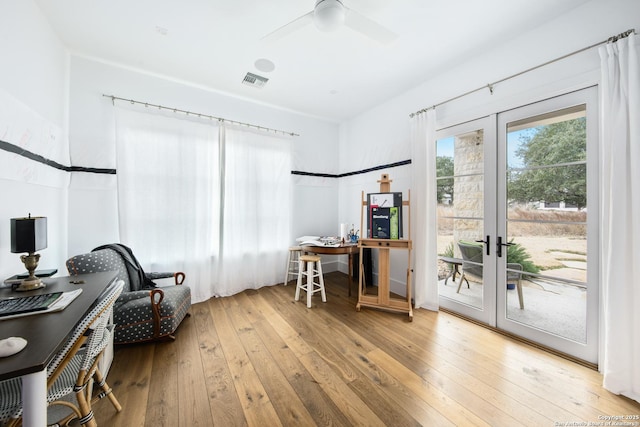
[66,244,191,344]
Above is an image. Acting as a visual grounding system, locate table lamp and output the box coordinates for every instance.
[10,214,48,291]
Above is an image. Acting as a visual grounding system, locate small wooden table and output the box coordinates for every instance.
[438,256,469,288]
[301,243,359,296]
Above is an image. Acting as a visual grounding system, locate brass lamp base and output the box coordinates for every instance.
[15,252,47,292]
[15,277,46,292]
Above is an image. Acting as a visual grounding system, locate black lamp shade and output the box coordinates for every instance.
[11,216,47,253]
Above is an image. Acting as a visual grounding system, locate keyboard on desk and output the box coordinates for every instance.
[0,292,63,317]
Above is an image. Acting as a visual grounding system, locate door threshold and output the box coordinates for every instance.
[439,306,598,371]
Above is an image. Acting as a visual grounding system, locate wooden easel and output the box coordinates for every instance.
[356,174,413,321]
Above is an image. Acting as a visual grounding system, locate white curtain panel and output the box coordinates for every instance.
[216,124,292,296]
[599,33,640,402]
[410,109,439,310]
[115,110,293,300]
[115,108,220,303]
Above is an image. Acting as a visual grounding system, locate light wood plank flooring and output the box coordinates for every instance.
[93,272,640,426]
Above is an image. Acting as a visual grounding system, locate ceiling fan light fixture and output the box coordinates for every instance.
[313,0,345,32]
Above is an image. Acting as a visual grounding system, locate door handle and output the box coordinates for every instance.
[475,235,490,256]
[496,236,513,258]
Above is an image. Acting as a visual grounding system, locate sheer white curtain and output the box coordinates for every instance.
[599,33,640,402]
[217,125,291,296]
[115,108,220,303]
[115,110,293,300]
[410,109,439,310]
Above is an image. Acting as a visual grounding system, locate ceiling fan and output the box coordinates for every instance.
[261,0,397,44]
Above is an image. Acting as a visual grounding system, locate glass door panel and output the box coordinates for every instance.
[433,89,597,364]
[497,88,598,363]
[437,118,495,325]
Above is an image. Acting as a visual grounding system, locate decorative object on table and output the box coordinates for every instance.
[0,337,27,358]
[347,226,359,243]
[340,223,347,242]
[10,214,47,291]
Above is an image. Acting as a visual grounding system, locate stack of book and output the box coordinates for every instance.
[367,192,403,239]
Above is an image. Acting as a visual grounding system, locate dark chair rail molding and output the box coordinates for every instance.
[292,159,411,179]
[2,138,410,178]
[0,139,116,175]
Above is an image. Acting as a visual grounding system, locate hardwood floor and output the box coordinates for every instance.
[93,272,640,426]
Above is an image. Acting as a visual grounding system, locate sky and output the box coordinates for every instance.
[436,129,535,169]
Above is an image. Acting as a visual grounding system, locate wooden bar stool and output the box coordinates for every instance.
[284,246,302,285]
[294,254,326,308]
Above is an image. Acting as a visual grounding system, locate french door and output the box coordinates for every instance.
[436,116,496,325]
[436,87,598,364]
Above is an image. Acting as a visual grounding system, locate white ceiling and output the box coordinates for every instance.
[35,0,589,122]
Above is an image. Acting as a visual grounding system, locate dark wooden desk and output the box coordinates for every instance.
[301,243,359,296]
[0,271,116,426]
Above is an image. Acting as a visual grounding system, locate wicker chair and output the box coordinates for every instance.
[0,280,124,427]
[66,244,191,344]
[457,240,525,309]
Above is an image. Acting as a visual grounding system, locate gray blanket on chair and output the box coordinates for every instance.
[92,243,156,291]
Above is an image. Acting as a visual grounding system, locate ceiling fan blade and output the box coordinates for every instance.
[261,11,314,43]
[344,8,397,44]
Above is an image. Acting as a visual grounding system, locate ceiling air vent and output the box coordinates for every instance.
[242,72,269,89]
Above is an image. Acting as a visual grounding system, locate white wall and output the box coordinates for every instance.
[66,57,342,267]
[0,1,69,281]
[3,0,637,288]
[0,1,341,281]
[338,0,640,294]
